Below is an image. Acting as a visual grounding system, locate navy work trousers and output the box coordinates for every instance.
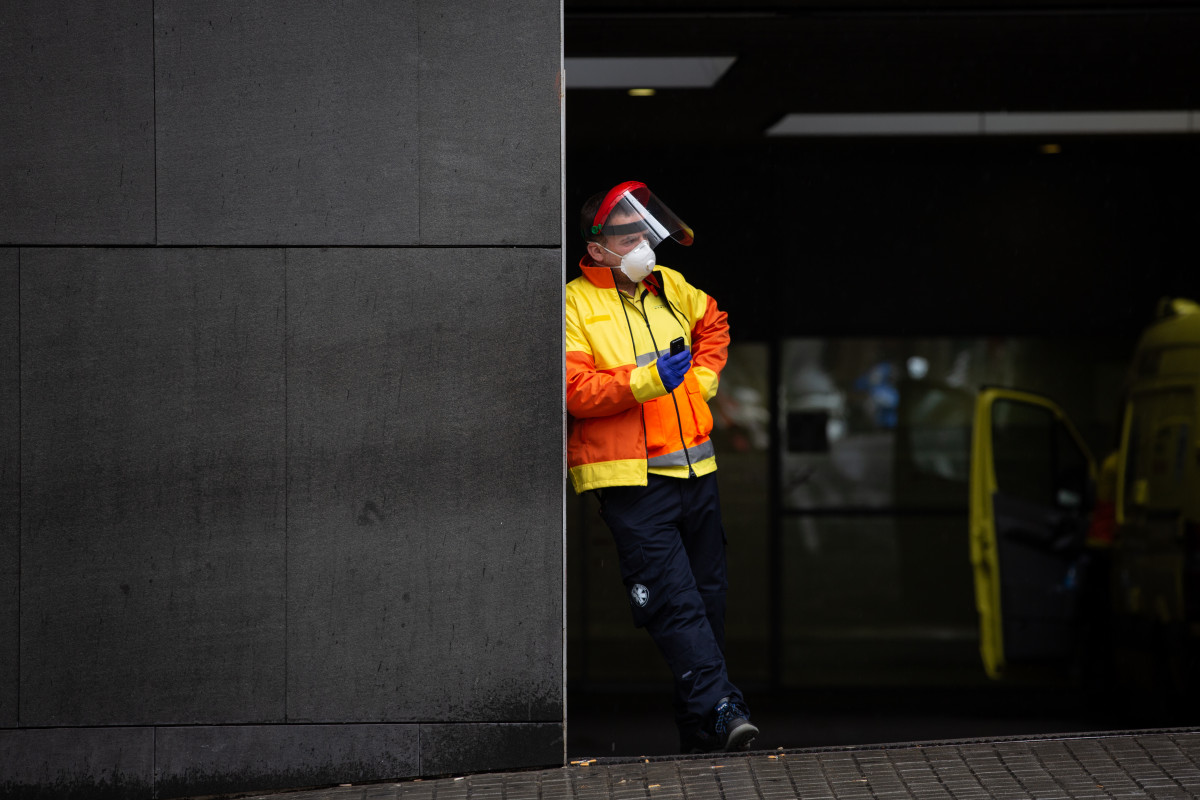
[598,472,744,740]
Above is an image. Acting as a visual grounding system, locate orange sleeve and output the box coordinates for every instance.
[566,350,643,419]
[690,295,729,395]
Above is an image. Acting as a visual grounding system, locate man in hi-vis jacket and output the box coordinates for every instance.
[565,181,758,754]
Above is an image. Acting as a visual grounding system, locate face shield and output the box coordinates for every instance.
[588,181,694,248]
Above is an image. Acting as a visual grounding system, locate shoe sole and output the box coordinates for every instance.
[724,720,759,752]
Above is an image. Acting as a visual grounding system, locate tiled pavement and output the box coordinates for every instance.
[239,729,1200,800]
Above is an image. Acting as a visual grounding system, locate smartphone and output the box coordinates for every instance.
[670,337,686,356]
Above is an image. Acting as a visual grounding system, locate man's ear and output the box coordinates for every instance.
[586,240,606,262]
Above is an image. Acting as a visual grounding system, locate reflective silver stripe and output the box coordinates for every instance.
[636,345,674,367]
[647,439,715,468]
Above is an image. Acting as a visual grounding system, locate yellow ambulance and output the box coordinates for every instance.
[969,298,1200,691]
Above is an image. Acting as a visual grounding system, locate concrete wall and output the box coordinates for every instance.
[0,1,564,797]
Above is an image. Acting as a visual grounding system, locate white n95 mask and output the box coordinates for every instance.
[603,240,656,283]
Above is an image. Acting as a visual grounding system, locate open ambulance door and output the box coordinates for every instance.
[970,388,1097,679]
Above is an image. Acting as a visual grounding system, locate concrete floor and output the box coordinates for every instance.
[566,684,1187,759]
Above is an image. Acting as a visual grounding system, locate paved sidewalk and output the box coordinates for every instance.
[239,729,1200,800]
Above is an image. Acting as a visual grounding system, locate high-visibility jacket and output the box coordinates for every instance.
[565,258,730,494]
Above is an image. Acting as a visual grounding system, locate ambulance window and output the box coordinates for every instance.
[991,399,1088,509]
[1147,421,1190,507]
[1054,418,1090,509]
[1122,390,1194,509]
[992,400,1055,507]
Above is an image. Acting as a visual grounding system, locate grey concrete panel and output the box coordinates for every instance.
[286,247,564,723]
[155,724,418,798]
[0,727,154,799]
[155,2,420,245]
[19,248,287,725]
[0,250,16,727]
[420,723,563,776]
[418,0,561,245]
[0,1,155,244]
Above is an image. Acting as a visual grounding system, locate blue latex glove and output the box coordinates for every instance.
[657,349,691,393]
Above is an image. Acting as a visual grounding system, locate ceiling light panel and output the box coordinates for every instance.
[767,110,1199,137]
[767,113,980,136]
[565,56,736,89]
[983,110,1191,135]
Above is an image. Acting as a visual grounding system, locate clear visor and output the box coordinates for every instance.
[595,188,694,248]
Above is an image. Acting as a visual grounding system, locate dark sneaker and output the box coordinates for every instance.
[713,697,758,752]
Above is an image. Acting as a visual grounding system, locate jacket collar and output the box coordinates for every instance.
[579,255,617,288]
[578,256,662,296]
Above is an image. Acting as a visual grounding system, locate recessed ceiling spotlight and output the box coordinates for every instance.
[628,88,657,97]
[1040,143,1062,154]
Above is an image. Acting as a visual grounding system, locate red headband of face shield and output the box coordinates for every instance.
[589,181,694,247]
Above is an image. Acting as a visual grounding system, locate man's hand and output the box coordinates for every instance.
[657,349,691,392]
